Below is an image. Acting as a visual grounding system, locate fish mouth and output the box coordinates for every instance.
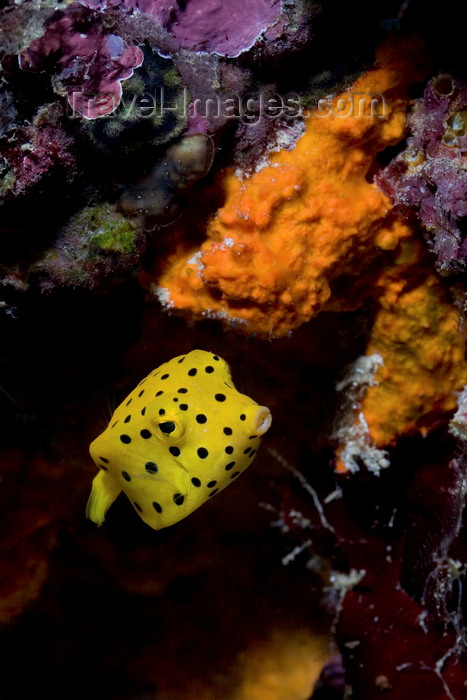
[255,406,272,435]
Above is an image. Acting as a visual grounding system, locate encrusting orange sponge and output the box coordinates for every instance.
[334,240,467,473]
[361,260,467,445]
[154,38,426,337]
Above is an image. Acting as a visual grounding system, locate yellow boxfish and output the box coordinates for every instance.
[87,350,272,530]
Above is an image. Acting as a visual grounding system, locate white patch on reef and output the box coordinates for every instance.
[186,251,205,271]
[326,569,366,600]
[208,236,236,251]
[335,411,390,475]
[335,353,383,394]
[201,309,248,327]
[255,119,306,173]
[333,354,390,475]
[151,284,174,308]
[235,118,306,181]
[449,384,467,440]
[324,567,367,641]
[234,167,248,181]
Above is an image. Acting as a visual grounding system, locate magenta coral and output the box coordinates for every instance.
[0,103,77,201]
[79,0,284,57]
[162,0,282,57]
[19,5,143,119]
[376,74,467,273]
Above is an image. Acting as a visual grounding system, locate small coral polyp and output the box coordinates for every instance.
[154,40,419,338]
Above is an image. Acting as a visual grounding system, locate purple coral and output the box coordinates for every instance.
[163,0,282,58]
[0,103,77,202]
[80,0,284,57]
[18,0,310,149]
[376,74,467,273]
[19,4,143,119]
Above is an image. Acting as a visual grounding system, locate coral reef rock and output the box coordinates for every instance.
[19,3,144,119]
[35,203,145,291]
[376,73,467,274]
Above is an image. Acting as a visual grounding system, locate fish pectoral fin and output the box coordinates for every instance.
[86,470,121,526]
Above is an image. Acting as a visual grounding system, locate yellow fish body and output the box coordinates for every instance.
[87,350,272,530]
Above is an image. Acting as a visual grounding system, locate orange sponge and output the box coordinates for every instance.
[154,39,424,337]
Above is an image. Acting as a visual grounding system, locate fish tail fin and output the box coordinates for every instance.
[86,470,121,526]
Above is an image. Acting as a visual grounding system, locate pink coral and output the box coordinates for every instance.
[376,74,467,274]
[0,103,77,200]
[163,0,282,57]
[80,0,287,57]
[19,5,143,119]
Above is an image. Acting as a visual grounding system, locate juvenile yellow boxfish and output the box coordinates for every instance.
[87,350,272,530]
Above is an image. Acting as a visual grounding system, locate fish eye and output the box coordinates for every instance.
[159,421,176,434]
